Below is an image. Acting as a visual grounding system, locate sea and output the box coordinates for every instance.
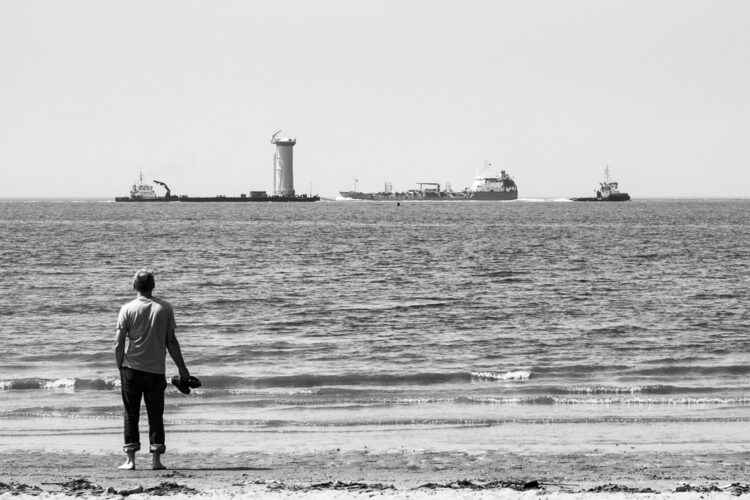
[1,199,749,455]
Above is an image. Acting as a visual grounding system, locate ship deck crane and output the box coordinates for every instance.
[153,180,172,198]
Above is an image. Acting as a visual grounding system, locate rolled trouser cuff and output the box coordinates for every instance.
[149,444,166,454]
[123,442,141,453]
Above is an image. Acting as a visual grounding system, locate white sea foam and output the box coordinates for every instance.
[229,388,318,396]
[42,378,76,389]
[569,386,650,394]
[470,370,531,381]
[105,377,121,389]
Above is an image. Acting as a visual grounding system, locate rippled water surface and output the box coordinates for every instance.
[1,199,749,441]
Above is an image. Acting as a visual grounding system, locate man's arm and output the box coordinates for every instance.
[114,326,127,371]
[166,327,190,379]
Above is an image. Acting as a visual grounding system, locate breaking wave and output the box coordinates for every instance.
[0,370,533,392]
[0,378,121,391]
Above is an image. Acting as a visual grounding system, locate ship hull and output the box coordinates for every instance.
[570,193,630,202]
[115,196,178,202]
[339,191,518,201]
[338,191,387,201]
[116,195,319,202]
[469,191,518,201]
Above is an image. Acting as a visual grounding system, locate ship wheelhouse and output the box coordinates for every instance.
[130,183,157,199]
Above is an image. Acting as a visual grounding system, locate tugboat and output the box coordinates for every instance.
[571,167,630,202]
[115,173,173,201]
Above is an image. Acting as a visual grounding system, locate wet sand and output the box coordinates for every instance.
[2,448,749,498]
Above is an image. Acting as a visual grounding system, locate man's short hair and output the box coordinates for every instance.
[132,269,155,293]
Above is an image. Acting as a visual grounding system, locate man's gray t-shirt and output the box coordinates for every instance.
[117,296,176,375]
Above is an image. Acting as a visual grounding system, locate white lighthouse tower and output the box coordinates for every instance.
[271,130,296,197]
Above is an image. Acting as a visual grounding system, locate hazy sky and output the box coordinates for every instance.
[1,0,748,198]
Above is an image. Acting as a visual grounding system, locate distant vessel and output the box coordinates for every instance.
[115,177,319,202]
[115,131,319,202]
[338,181,463,201]
[122,172,162,200]
[571,167,630,202]
[468,169,518,201]
[339,166,518,201]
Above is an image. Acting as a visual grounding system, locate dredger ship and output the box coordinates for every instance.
[339,169,518,201]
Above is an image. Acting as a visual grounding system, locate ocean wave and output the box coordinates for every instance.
[540,385,726,395]
[464,395,750,406]
[41,378,76,389]
[0,377,121,391]
[217,372,471,388]
[461,395,556,406]
[184,371,532,389]
[533,364,631,375]
[629,365,750,377]
[4,394,748,422]
[196,388,750,407]
[0,370,532,392]
[2,375,739,400]
[470,370,531,381]
[530,364,750,380]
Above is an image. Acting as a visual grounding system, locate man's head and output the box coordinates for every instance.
[132,268,155,294]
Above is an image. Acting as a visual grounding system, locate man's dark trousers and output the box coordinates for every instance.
[120,367,167,453]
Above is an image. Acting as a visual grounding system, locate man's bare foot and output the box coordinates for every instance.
[118,460,135,470]
[119,451,136,470]
[152,452,166,470]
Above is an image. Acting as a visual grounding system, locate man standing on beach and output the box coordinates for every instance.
[114,269,190,470]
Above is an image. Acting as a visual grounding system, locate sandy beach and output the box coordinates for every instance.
[2,416,749,498]
[2,446,749,499]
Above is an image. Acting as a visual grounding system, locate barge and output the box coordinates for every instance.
[114,175,319,202]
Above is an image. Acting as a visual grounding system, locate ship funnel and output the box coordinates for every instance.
[271,131,296,197]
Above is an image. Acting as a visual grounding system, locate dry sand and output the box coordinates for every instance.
[1,448,749,499]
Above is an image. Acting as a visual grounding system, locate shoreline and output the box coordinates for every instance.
[2,448,749,498]
[3,418,749,497]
